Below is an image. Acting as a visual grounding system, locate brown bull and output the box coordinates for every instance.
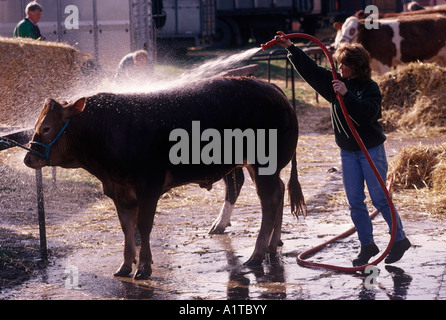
[24,77,305,280]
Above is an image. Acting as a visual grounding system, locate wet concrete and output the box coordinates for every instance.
[1,129,445,300]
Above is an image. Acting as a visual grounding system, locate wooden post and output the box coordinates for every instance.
[35,169,48,261]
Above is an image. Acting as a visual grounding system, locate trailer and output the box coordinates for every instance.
[0,0,214,72]
[212,0,402,48]
[157,0,215,52]
[214,0,325,47]
[0,0,407,63]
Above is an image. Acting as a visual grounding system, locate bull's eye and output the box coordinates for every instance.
[41,127,51,135]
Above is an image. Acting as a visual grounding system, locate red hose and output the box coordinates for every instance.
[261,33,397,272]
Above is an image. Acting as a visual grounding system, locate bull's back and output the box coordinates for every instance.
[77,77,298,175]
[150,77,295,129]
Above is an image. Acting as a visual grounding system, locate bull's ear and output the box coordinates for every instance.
[45,98,62,111]
[333,22,342,30]
[71,97,86,112]
[63,97,86,119]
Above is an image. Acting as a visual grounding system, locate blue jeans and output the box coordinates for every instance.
[341,144,406,246]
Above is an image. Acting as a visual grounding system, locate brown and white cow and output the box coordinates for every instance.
[24,77,306,280]
[334,11,446,74]
[406,2,446,11]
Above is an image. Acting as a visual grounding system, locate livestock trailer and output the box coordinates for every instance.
[213,0,374,47]
[0,0,215,70]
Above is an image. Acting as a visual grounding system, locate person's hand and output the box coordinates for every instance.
[274,31,293,49]
[332,80,348,96]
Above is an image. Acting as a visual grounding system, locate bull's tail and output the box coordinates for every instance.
[288,153,306,217]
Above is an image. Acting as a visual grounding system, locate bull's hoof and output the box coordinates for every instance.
[208,225,225,234]
[113,266,133,278]
[208,221,231,234]
[134,268,152,280]
[243,257,263,267]
[267,252,280,264]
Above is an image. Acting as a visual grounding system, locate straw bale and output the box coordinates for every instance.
[432,158,446,192]
[0,37,91,127]
[390,142,446,191]
[378,62,446,133]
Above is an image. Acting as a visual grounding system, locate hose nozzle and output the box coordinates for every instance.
[260,39,279,50]
[260,31,286,50]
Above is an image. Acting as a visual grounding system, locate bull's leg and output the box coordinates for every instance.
[245,171,285,267]
[268,179,284,255]
[133,180,163,280]
[209,168,244,234]
[114,202,138,277]
[134,175,165,280]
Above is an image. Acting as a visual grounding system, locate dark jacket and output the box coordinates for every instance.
[13,18,42,39]
[287,44,386,151]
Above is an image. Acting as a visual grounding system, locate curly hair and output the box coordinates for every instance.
[333,43,372,81]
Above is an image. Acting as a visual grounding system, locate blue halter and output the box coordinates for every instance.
[29,119,71,165]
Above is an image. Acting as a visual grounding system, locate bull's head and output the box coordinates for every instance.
[24,97,86,169]
[333,16,360,48]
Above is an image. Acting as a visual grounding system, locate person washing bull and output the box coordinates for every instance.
[274,33,411,266]
[13,1,45,40]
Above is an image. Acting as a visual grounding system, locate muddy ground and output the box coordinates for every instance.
[1,80,445,301]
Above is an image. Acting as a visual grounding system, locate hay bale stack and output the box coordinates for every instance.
[378,62,446,133]
[0,37,91,127]
[432,159,446,192]
[390,142,446,191]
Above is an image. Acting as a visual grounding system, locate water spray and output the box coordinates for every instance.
[104,47,261,95]
[261,32,397,273]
